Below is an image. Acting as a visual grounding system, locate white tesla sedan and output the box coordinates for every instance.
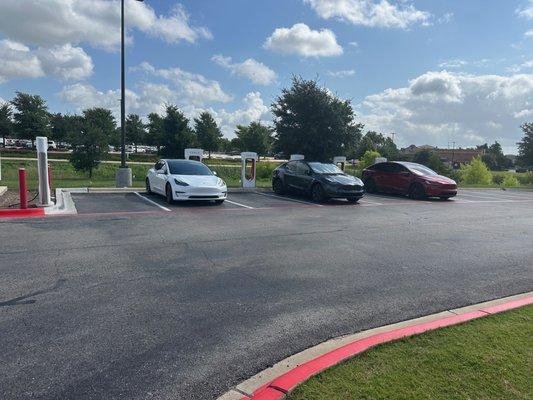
[146,159,227,204]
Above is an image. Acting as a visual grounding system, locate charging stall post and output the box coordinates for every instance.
[184,148,204,162]
[241,152,258,188]
[290,154,305,161]
[36,137,52,207]
[333,156,346,171]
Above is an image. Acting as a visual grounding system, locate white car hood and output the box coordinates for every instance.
[171,174,220,187]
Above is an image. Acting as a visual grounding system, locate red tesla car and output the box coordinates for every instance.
[362,161,457,199]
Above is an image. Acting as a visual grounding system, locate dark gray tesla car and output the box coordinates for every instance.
[272,160,365,202]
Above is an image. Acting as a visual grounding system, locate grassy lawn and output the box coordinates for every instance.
[288,305,532,400]
[0,159,273,189]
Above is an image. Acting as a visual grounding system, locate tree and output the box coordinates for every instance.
[50,113,80,144]
[272,77,363,161]
[10,92,50,143]
[517,123,533,166]
[480,141,509,170]
[159,105,195,158]
[69,108,115,178]
[0,102,13,146]
[354,131,399,160]
[194,112,223,158]
[233,122,273,156]
[146,112,164,150]
[460,156,492,185]
[357,150,381,171]
[125,114,146,153]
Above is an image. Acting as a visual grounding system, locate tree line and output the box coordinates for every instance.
[1,77,532,177]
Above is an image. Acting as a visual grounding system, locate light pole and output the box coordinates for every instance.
[116,0,143,187]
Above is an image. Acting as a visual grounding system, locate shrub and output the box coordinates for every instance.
[500,173,520,187]
[460,156,492,185]
[357,150,381,172]
[517,171,533,186]
[492,174,504,185]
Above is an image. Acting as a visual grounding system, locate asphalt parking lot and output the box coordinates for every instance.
[1,188,532,399]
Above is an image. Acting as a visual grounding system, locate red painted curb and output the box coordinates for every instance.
[244,296,533,400]
[0,208,45,219]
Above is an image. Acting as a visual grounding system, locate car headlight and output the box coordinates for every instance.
[174,178,189,186]
[424,180,440,186]
[217,178,226,187]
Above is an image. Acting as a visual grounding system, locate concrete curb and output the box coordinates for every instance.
[45,188,83,215]
[218,291,533,400]
[0,207,45,219]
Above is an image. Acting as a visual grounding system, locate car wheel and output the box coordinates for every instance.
[145,178,152,194]
[165,183,174,204]
[214,199,224,205]
[409,183,426,200]
[347,197,360,203]
[311,183,326,203]
[272,178,285,195]
[364,178,376,193]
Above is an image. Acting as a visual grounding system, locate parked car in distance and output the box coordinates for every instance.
[515,165,533,173]
[48,140,57,150]
[272,160,365,203]
[362,161,457,200]
[146,159,227,204]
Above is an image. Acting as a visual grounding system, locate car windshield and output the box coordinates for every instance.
[308,162,344,174]
[167,160,213,175]
[404,163,438,176]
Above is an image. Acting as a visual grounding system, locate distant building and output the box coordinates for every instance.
[400,144,485,168]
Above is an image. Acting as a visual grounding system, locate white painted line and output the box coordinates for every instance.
[134,192,171,211]
[253,191,323,207]
[458,192,514,201]
[225,199,255,209]
[359,199,384,205]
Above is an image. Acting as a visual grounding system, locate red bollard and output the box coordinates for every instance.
[18,168,28,209]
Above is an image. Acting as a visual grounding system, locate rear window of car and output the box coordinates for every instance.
[167,161,213,175]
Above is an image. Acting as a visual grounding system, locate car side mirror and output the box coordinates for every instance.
[306,170,312,175]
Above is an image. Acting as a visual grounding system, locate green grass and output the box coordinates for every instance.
[0,159,273,189]
[288,305,533,400]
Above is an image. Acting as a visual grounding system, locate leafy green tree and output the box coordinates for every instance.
[125,114,146,153]
[160,105,195,158]
[357,150,381,171]
[480,141,509,170]
[0,102,13,146]
[355,131,399,160]
[233,122,273,156]
[50,113,80,143]
[146,112,164,150]
[10,92,50,143]
[517,123,533,166]
[460,156,492,185]
[69,108,115,178]
[194,112,223,158]
[272,77,363,161]
[412,149,451,176]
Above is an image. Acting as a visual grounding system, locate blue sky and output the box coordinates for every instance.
[0,0,532,153]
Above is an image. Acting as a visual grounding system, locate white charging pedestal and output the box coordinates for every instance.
[375,157,387,164]
[290,154,305,161]
[241,152,258,188]
[184,148,204,162]
[36,136,52,207]
[333,156,346,171]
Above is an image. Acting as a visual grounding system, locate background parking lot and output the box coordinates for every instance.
[1,189,532,399]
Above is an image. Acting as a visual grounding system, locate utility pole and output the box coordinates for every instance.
[115,0,144,187]
[451,141,456,168]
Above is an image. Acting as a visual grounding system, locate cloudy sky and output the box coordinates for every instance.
[0,0,532,153]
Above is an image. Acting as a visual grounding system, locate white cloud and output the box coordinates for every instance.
[507,60,533,73]
[0,0,211,50]
[525,29,533,38]
[327,69,356,78]
[264,23,343,57]
[212,55,277,86]
[359,71,533,152]
[59,83,139,115]
[348,41,359,47]
[516,1,533,19]
[304,0,430,29]
[133,62,232,105]
[438,59,490,69]
[0,39,92,83]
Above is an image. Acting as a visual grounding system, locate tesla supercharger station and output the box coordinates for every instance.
[184,148,204,162]
[290,154,305,161]
[375,157,387,164]
[333,156,346,171]
[36,136,52,206]
[241,152,258,188]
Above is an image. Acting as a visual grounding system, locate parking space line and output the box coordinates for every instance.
[225,199,255,209]
[458,192,514,201]
[461,190,531,200]
[252,191,323,207]
[359,199,384,205]
[134,192,172,211]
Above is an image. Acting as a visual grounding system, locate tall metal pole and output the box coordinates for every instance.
[120,0,126,168]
